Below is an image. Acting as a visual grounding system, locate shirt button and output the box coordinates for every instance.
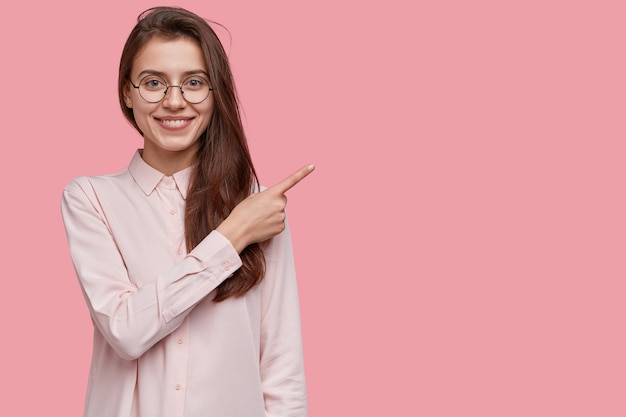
[177,337,184,344]
[164,178,172,185]
[223,262,230,271]
[169,209,176,215]
[175,384,182,390]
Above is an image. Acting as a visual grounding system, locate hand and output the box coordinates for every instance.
[216,164,315,252]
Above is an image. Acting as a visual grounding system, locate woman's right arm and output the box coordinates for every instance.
[61,164,313,361]
[62,179,242,361]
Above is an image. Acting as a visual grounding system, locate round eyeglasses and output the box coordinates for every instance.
[130,75,213,104]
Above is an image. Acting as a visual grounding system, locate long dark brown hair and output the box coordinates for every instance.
[118,6,265,302]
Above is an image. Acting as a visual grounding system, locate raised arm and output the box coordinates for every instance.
[61,165,314,361]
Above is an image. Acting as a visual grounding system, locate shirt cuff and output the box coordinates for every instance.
[189,229,241,269]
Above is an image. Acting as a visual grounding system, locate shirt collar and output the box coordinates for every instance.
[128,150,193,199]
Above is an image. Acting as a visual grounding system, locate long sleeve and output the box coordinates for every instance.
[259,219,308,416]
[61,177,242,360]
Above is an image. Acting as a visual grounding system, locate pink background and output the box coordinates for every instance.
[1,0,625,415]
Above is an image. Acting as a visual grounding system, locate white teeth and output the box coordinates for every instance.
[161,119,188,127]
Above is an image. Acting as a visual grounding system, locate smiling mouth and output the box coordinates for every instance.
[156,118,193,128]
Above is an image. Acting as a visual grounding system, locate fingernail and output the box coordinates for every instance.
[307,164,315,171]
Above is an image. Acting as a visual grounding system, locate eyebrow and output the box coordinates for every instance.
[135,69,209,79]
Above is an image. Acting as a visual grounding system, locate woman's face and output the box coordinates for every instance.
[124,36,214,174]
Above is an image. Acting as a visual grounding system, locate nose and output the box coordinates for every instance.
[162,86,186,108]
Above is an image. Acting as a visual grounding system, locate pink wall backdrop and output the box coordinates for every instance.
[1,0,624,415]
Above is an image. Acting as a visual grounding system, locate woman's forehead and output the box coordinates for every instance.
[132,36,207,76]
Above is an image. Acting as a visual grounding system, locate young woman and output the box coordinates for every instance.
[62,6,312,417]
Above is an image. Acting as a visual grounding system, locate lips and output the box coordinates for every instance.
[155,116,194,130]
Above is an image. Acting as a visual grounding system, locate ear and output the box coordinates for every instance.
[123,82,133,108]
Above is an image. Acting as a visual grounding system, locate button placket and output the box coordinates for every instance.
[156,176,186,258]
[171,320,189,416]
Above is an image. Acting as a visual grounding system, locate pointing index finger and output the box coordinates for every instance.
[271,164,315,194]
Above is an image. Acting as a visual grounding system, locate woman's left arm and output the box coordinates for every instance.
[259,218,308,417]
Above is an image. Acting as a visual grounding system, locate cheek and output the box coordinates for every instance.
[131,107,153,135]
[132,103,153,121]
[199,101,215,125]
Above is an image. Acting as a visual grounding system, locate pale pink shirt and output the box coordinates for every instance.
[61,151,307,417]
